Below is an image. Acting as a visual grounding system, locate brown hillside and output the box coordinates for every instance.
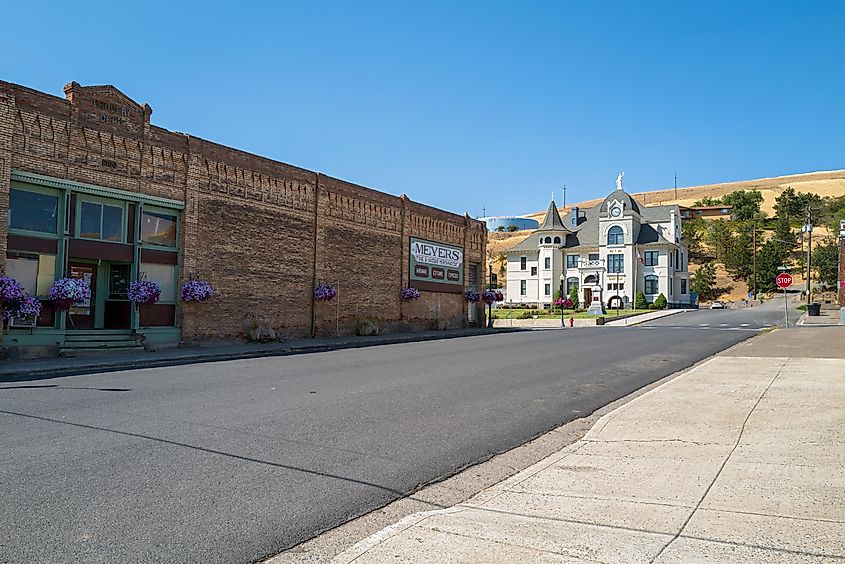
[490,169,845,300]
[525,169,845,221]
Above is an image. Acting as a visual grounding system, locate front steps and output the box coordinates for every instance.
[60,330,145,357]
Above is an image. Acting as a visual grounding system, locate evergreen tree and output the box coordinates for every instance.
[753,240,789,292]
[724,221,754,281]
[722,190,763,221]
[812,237,840,288]
[705,220,735,263]
[635,291,649,310]
[772,214,795,248]
[653,293,667,309]
[568,283,579,308]
[691,262,717,301]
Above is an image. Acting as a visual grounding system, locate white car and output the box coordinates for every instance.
[709,301,725,309]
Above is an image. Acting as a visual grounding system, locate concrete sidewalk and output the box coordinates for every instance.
[0,327,522,382]
[333,326,845,563]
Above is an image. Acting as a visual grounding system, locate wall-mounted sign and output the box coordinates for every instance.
[409,237,464,293]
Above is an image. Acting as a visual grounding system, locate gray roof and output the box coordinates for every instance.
[536,200,568,231]
[599,189,641,215]
[508,198,678,253]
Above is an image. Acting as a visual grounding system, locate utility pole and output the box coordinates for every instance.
[562,185,567,208]
[674,173,677,200]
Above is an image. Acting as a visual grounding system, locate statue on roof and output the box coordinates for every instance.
[616,171,624,191]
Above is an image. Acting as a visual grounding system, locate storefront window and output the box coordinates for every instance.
[5,255,56,297]
[79,200,123,241]
[139,262,176,302]
[9,189,58,234]
[141,210,177,247]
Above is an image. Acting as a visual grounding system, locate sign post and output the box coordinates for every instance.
[776,270,793,328]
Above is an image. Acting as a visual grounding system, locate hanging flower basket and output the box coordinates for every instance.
[481,289,504,305]
[0,276,26,305]
[49,278,91,311]
[180,279,214,303]
[401,287,421,302]
[314,284,337,302]
[6,294,42,321]
[463,289,481,303]
[128,280,161,305]
[0,277,41,322]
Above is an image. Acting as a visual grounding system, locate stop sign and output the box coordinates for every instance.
[776,273,793,289]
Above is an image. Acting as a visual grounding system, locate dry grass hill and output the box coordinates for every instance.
[488,169,845,301]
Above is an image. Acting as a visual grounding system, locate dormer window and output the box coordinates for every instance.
[553,236,561,244]
[544,236,551,244]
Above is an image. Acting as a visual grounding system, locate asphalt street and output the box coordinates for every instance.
[0,298,795,564]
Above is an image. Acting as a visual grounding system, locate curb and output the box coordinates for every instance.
[0,328,526,383]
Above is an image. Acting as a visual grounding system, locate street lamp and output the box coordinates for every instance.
[559,274,565,327]
[487,257,494,328]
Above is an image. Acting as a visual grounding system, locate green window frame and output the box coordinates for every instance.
[139,206,179,250]
[76,195,127,243]
[7,183,62,239]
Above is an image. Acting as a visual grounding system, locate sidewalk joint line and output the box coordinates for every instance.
[649,357,789,562]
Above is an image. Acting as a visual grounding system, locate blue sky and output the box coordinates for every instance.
[3,1,843,217]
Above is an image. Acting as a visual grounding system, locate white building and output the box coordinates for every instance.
[506,181,690,309]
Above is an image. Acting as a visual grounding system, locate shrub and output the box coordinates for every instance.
[355,319,380,336]
[634,291,649,310]
[429,317,448,330]
[653,293,668,310]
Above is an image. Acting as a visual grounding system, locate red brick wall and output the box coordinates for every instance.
[0,80,487,339]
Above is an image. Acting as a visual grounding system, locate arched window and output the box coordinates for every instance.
[607,226,624,245]
[553,236,561,244]
[644,275,659,295]
[584,274,598,285]
[544,236,552,244]
[566,277,578,294]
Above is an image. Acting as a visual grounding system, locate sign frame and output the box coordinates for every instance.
[409,237,464,294]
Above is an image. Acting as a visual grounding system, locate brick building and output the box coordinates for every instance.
[0,80,487,357]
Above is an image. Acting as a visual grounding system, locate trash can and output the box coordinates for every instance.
[807,302,821,316]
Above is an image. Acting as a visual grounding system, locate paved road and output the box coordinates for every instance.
[0,299,796,564]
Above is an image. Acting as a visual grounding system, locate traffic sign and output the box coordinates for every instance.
[776,273,793,289]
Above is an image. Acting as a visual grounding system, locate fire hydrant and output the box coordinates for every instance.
[568,316,574,328]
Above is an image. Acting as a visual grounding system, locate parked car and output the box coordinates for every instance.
[709,301,725,309]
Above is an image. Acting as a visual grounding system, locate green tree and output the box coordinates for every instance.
[507,225,519,232]
[723,221,754,281]
[653,293,667,309]
[722,190,763,221]
[753,240,789,292]
[772,214,796,248]
[693,196,722,206]
[682,218,708,259]
[568,283,579,307]
[812,237,840,288]
[705,219,735,262]
[691,262,717,301]
[634,291,649,310]
[495,225,506,232]
[774,186,799,218]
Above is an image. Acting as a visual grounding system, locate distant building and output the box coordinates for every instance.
[480,216,540,232]
[679,205,733,220]
[506,183,690,309]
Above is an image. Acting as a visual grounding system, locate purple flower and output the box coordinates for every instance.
[180,279,213,303]
[314,284,337,302]
[401,287,421,302]
[0,276,26,303]
[49,278,91,311]
[128,280,161,305]
[464,289,481,303]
